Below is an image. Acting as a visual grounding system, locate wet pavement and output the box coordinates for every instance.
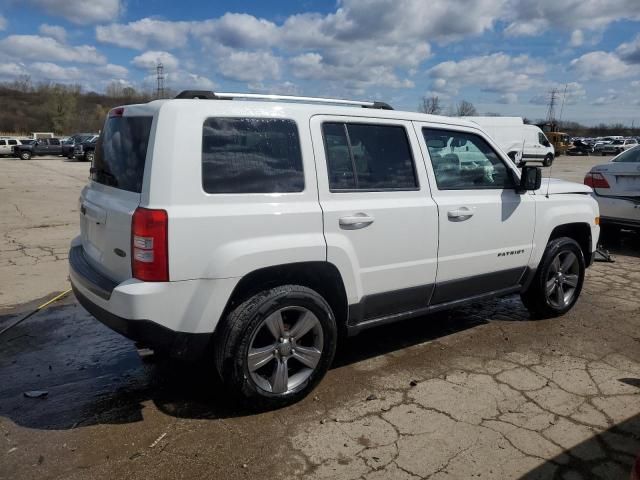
[1,233,639,479]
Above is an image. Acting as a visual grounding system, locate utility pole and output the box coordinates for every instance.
[156,62,165,99]
[546,88,558,124]
[558,84,568,127]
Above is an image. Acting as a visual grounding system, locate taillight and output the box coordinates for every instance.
[584,172,610,189]
[109,107,125,117]
[131,208,168,281]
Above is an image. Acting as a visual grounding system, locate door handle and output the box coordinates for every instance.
[447,207,474,221]
[339,213,375,230]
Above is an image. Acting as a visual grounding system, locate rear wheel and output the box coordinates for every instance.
[521,237,585,318]
[215,285,337,409]
[543,154,553,167]
[20,151,31,160]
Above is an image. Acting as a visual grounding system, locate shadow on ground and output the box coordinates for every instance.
[522,414,639,479]
[0,294,509,431]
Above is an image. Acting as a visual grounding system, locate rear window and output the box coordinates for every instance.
[202,118,304,194]
[92,116,152,193]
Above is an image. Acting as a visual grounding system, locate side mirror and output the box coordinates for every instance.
[517,166,542,193]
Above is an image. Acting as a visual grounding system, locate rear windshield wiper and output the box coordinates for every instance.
[90,167,118,186]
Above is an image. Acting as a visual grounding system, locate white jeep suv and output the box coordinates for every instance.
[70,91,600,407]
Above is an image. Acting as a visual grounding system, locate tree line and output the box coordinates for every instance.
[0,76,171,135]
[419,95,639,138]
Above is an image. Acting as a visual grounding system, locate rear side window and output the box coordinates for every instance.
[202,118,304,194]
[8,140,17,145]
[92,116,152,193]
[322,122,417,191]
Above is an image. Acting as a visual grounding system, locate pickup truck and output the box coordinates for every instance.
[13,138,63,160]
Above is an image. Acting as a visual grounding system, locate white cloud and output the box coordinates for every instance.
[163,71,216,91]
[30,62,82,81]
[503,0,640,37]
[132,51,179,71]
[616,35,640,64]
[570,51,637,79]
[195,13,279,49]
[38,24,67,43]
[0,62,27,78]
[428,53,547,95]
[0,35,106,64]
[570,30,584,47]
[96,63,128,78]
[24,0,122,24]
[96,18,191,49]
[497,93,518,104]
[217,50,281,82]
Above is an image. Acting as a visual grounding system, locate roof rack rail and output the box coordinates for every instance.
[173,90,393,110]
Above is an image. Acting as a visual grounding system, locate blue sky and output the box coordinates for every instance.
[0,0,639,125]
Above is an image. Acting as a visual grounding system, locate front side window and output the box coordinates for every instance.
[322,122,417,191]
[538,132,549,145]
[8,140,17,145]
[423,128,515,190]
[0,140,5,146]
[202,118,304,194]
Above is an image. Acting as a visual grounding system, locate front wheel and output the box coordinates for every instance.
[543,154,553,167]
[20,151,31,160]
[84,151,95,162]
[521,237,585,318]
[214,285,337,409]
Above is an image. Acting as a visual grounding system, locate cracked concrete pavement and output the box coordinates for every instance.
[0,156,639,479]
[0,158,88,309]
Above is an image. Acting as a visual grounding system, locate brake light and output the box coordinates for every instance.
[109,107,125,117]
[584,172,610,189]
[131,208,168,281]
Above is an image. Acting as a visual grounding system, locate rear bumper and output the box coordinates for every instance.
[72,285,209,360]
[69,243,238,359]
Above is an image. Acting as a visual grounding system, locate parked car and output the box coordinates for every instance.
[0,138,25,157]
[73,136,98,161]
[585,145,640,234]
[13,138,63,159]
[464,116,555,166]
[567,140,592,156]
[69,91,599,407]
[62,133,98,159]
[600,138,638,156]
[593,137,615,153]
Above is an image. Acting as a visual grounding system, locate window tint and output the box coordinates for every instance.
[202,118,304,194]
[538,132,547,145]
[322,123,417,190]
[0,140,5,146]
[50,139,60,145]
[612,146,640,163]
[423,128,515,190]
[92,116,152,193]
[8,140,17,145]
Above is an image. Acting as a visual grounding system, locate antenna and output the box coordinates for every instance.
[156,62,165,99]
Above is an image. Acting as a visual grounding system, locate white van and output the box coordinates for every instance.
[465,117,555,166]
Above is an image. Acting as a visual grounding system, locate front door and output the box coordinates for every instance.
[415,123,536,304]
[311,116,439,323]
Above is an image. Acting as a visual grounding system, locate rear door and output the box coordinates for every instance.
[415,123,535,304]
[311,116,438,322]
[80,111,154,282]
[0,140,7,155]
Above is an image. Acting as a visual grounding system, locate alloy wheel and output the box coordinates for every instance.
[545,250,580,309]
[247,306,324,394]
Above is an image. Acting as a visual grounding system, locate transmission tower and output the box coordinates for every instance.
[546,88,558,124]
[156,62,165,99]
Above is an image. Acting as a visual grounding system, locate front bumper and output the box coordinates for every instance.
[69,245,212,360]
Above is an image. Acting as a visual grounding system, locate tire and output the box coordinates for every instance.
[521,237,585,319]
[67,154,74,160]
[84,151,95,162]
[543,154,553,167]
[20,151,31,160]
[214,285,337,409]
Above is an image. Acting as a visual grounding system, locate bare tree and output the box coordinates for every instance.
[419,95,442,115]
[455,100,477,116]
